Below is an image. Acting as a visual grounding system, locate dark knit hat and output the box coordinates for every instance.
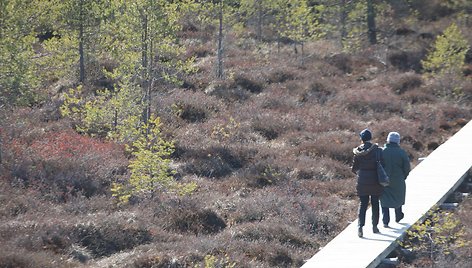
[359,129,372,142]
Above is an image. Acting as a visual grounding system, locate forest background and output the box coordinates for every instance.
[0,0,471,267]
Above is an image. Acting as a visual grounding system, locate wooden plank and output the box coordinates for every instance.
[302,121,472,268]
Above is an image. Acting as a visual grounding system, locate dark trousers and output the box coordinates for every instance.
[358,195,379,227]
[382,206,403,225]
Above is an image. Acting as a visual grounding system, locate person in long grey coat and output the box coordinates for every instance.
[380,132,411,227]
[352,129,384,237]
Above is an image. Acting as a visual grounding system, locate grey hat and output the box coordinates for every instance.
[387,132,401,144]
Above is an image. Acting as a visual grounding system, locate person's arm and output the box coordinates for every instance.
[352,156,359,174]
[380,148,386,167]
[402,150,411,179]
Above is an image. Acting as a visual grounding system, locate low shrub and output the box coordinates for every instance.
[268,249,293,267]
[230,198,266,224]
[131,254,190,268]
[290,156,353,181]
[164,200,226,235]
[68,244,92,263]
[181,146,245,178]
[41,226,73,253]
[460,82,472,103]
[0,183,38,218]
[267,70,295,84]
[373,117,421,143]
[72,222,152,257]
[0,249,71,268]
[427,75,469,99]
[11,219,152,259]
[242,242,300,268]
[252,119,281,141]
[401,88,436,104]
[389,73,423,94]
[232,75,263,94]
[304,210,341,238]
[185,42,213,58]
[387,50,425,72]
[455,198,472,259]
[241,160,286,188]
[174,102,208,123]
[206,80,250,102]
[234,222,315,248]
[157,90,223,126]
[325,53,352,74]
[298,81,334,104]
[296,130,358,164]
[410,0,455,20]
[5,130,127,201]
[334,87,403,116]
[62,195,116,215]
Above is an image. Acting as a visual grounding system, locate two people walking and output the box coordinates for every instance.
[351,129,410,238]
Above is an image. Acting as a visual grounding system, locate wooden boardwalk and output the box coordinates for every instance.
[301,120,472,268]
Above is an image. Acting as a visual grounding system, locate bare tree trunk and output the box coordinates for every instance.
[277,37,280,54]
[78,0,85,83]
[301,42,305,66]
[146,39,153,132]
[113,109,118,131]
[216,0,224,79]
[141,12,150,126]
[367,0,377,45]
[141,14,148,76]
[277,20,281,54]
[340,0,348,48]
[257,0,262,42]
[0,134,2,164]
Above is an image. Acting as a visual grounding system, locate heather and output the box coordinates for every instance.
[1,1,472,267]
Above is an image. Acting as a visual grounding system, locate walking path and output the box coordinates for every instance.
[301,120,472,268]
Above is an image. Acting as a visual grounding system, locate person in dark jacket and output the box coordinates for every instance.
[380,132,410,227]
[352,129,384,237]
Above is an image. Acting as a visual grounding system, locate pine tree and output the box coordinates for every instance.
[422,23,469,77]
[111,116,196,204]
[0,0,39,106]
[37,0,108,84]
[61,0,198,204]
[272,0,321,60]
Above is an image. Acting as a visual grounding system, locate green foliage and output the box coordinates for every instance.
[422,23,469,77]
[342,0,367,51]
[39,33,80,81]
[0,0,41,106]
[446,0,472,27]
[61,86,197,205]
[337,0,395,51]
[103,0,194,83]
[201,254,236,268]
[342,0,395,51]
[273,0,322,43]
[401,208,469,262]
[112,116,197,204]
[210,117,240,143]
[60,84,143,139]
[58,0,199,205]
[61,86,111,136]
[36,0,109,83]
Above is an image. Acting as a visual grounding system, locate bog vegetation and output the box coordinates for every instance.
[0,0,471,267]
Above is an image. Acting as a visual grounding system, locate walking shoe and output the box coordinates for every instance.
[395,212,404,223]
[358,227,363,238]
[383,224,389,228]
[373,226,380,233]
